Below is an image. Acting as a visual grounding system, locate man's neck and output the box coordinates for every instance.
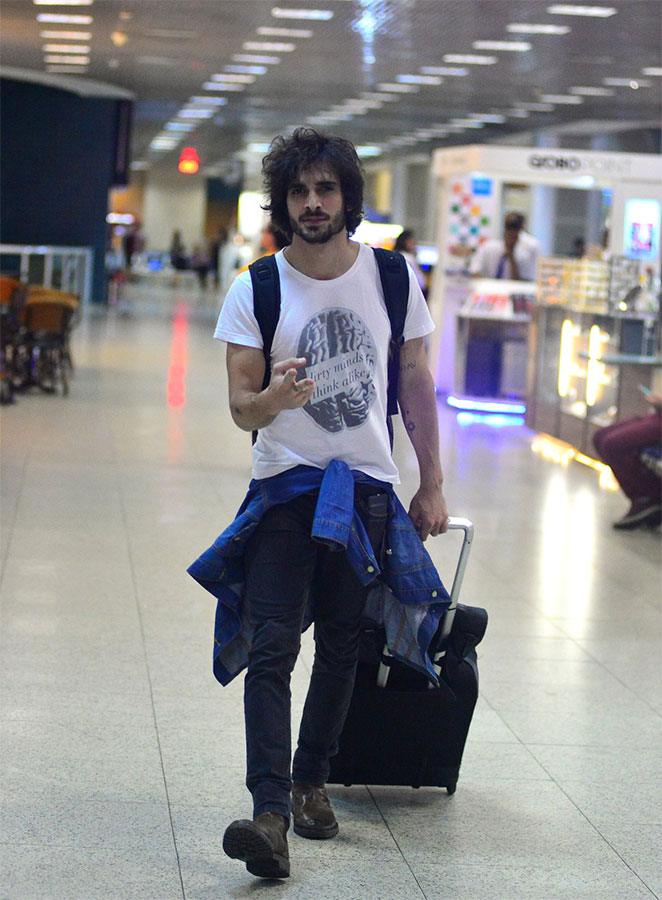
[283,233,359,281]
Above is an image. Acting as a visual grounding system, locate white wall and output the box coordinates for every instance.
[142,173,207,253]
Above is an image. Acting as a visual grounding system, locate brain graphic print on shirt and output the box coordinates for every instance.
[296,307,377,433]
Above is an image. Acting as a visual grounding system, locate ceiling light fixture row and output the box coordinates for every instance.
[36,0,93,73]
[149,5,333,158]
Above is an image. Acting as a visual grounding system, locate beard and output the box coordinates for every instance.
[289,209,346,244]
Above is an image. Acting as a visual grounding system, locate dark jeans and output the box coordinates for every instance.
[593,412,662,502]
[243,488,387,821]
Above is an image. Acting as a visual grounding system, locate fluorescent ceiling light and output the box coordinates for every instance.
[37,13,92,23]
[451,119,485,128]
[257,26,312,38]
[332,104,368,115]
[211,73,255,83]
[190,96,227,105]
[361,91,398,101]
[469,113,506,123]
[570,85,615,95]
[642,67,662,76]
[43,43,90,52]
[40,30,91,38]
[507,23,571,33]
[248,143,272,153]
[178,108,215,118]
[232,54,281,64]
[203,82,245,92]
[547,5,617,16]
[516,102,555,111]
[44,54,88,64]
[444,54,497,65]
[473,41,531,51]
[33,0,92,4]
[271,7,333,19]
[420,66,467,76]
[356,146,382,157]
[377,82,419,93]
[603,77,651,86]
[352,99,383,109]
[166,122,197,131]
[45,64,88,73]
[505,108,530,117]
[396,74,442,84]
[243,41,296,52]
[224,65,267,74]
[539,94,584,103]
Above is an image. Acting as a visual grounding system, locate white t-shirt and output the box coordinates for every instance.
[215,242,434,482]
[469,231,540,281]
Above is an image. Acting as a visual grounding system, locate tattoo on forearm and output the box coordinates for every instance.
[399,360,417,373]
[402,408,416,433]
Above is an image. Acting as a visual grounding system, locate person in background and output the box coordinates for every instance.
[191,244,211,290]
[187,127,449,881]
[209,226,228,288]
[260,220,290,256]
[469,212,540,282]
[236,220,290,275]
[571,236,586,258]
[169,230,188,285]
[394,228,427,296]
[122,224,137,273]
[593,392,662,529]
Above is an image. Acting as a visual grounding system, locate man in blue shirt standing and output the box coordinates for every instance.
[200,128,449,880]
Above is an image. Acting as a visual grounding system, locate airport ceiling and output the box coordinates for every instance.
[1,0,661,180]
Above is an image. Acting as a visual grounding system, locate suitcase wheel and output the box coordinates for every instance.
[446,782,457,795]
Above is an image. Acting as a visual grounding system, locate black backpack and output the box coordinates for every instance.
[248,247,409,445]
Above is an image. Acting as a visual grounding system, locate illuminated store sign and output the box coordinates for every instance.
[528,153,633,177]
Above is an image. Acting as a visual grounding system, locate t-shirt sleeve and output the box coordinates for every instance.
[402,263,434,341]
[213,271,263,348]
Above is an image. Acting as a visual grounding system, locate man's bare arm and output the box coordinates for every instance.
[226,343,315,432]
[397,337,449,538]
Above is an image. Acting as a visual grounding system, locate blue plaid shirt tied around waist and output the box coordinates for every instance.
[187,459,451,686]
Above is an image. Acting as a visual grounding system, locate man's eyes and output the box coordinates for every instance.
[289,184,337,195]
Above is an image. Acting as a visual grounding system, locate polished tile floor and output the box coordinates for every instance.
[1,279,660,900]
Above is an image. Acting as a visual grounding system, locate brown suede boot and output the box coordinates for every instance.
[292,782,339,839]
[222,812,290,878]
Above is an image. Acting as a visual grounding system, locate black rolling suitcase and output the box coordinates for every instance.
[328,517,487,795]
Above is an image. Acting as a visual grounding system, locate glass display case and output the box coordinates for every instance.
[453,278,535,399]
[526,303,660,453]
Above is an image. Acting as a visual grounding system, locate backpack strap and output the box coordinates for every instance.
[249,254,281,444]
[372,247,409,419]
[249,254,281,391]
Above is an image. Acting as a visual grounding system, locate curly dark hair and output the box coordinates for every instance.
[261,128,365,239]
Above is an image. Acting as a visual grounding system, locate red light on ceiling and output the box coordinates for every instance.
[178,147,199,174]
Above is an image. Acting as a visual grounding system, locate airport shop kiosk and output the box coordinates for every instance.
[427,144,662,412]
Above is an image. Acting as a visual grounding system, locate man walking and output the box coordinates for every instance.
[188,128,449,879]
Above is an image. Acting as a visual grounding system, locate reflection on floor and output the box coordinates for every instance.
[1,280,660,900]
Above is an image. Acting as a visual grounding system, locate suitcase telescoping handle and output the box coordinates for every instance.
[376,516,474,688]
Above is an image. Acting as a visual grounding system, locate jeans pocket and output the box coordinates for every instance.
[358,492,388,561]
